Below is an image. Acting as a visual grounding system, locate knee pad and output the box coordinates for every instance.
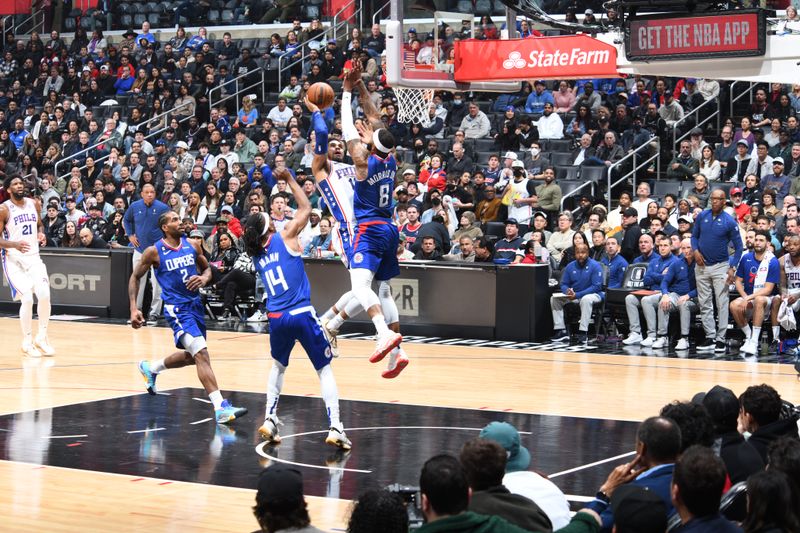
[180,333,208,357]
[350,268,379,309]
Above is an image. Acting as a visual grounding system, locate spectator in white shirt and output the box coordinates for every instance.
[460,101,491,139]
[267,98,293,128]
[536,102,564,140]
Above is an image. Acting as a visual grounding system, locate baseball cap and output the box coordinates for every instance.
[686,77,697,84]
[402,168,416,176]
[532,211,548,221]
[66,196,76,202]
[100,64,110,71]
[155,138,166,145]
[256,463,304,508]
[730,187,743,195]
[611,485,667,532]
[505,218,518,225]
[505,106,515,112]
[773,157,784,165]
[219,139,229,146]
[189,229,205,239]
[678,215,693,224]
[585,8,593,15]
[511,160,525,169]
[175,141,189,150]
[534,79,545,86]
[623,207,638,218]
[220,205,233,214]
[690,127,703,136]
[89,203,102,210]
[311,208,322,217]
[736,139,749,147]
[408,27,417,33]
[503,151,518,160]
[698,385,740,430]
[479,421,530,472]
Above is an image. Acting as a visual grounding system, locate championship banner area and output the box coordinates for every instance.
[453,35,618,82]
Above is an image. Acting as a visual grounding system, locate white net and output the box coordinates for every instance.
[395,87,435,124]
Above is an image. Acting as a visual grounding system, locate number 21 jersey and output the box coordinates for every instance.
[2,198,39,259]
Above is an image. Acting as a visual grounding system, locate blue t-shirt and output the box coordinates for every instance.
[735,252,779,295]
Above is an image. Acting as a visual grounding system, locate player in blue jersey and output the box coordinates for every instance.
[304,67,408,378]
[243,169,351,449]
[129,211,248,424]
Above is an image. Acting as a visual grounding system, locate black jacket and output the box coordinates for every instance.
[412,221,451,254]
[748,417,800,463]
[716,432,764,484]
[468,485,553,533]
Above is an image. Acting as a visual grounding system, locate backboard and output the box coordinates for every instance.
[385,0,522,93]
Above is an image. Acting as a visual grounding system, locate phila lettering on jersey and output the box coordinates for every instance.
[1,198,39,259]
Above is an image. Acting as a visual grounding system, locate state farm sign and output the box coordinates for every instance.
[625,10,766,61]
[454,35,618,82]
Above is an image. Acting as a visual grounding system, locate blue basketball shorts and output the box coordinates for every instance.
[267,305,333,370]
[163,299,207,349]
[350,220,400,281]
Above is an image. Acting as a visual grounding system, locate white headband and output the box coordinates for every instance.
[372,129,391,153]
[260,212,270,236]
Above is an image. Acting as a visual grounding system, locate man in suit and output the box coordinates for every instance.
[571,133,596,166]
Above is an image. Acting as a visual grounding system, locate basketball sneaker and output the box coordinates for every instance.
[215,399,248,424]
[258,415,283,444]
[382,347,409,379]
[34,335,55,356]
[321,318,339,358]
[370,330,402,363]
[21,341,41,358]
[325,422,352,450]
[137,360,158,395]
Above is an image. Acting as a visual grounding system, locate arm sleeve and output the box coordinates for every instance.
[312,111,328,155]
[340,91,360,142]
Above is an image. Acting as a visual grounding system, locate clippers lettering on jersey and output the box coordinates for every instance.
[164,255,196,271]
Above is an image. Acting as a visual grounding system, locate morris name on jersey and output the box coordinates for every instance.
[367,169,394,185]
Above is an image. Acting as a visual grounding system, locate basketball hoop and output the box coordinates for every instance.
[394,86,435,124]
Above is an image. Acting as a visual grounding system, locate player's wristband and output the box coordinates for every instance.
[312,111,328,155]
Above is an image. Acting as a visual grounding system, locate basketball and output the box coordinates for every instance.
[307,82,335,110]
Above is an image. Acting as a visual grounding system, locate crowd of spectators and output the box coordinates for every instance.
[252,382,799,533]
[4,12,800,335]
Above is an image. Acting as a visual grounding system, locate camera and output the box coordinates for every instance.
[386,483,425,530]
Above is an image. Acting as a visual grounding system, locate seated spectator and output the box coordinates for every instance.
[460,102,491,139]
[452,211,483,242]
[479,421,571,529]
[78,227,108,249]
[671,445,743,532]
[725,140,753,182]
[667,140,700,181]
[739,384,800,462]
[585,416,680,530]
[474,236,495,263]
[415,454,530,533]
[525,80,554,114]
[443,236,476,262]
[413,235,443,261]
[494,218,525,262]
[475,186,502,224]
[236,95,260,129]
[346,489,409,533]
[624,234,679,345]
[742,470,800,533]
[746,142,775,180]
[535,103,564,140]
[551,243,604,343]
[459,438,553,532]
[253,463,325,533]
[730,230,779,355]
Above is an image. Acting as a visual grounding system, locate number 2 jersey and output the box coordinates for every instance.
[254,232,310,313]
[354,153,397,221]
[155,237,200,305]
[2,198,39,260]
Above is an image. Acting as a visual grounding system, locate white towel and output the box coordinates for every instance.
[753,251,775,292]
[778,299,797,331]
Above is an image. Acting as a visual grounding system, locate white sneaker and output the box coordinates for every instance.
[740,338,758,356]
[34,336,55,356]
[382,347,409,379]
[246,309,268,322]
[321,319,339,358]
[623,332,644,345]
[651,337,667,349]
[640,335,656,347]
[370,330,402,363]
[258,415,282,444]
[22,342,41,358]
[325,422,352,450]
[675,338,690,351]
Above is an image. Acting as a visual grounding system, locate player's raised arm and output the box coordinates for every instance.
[351,65,383,130]
[305,97,331,181]
[128,246,158,328]
[280,170,310,246]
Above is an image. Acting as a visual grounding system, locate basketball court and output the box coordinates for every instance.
[0,317,797,531]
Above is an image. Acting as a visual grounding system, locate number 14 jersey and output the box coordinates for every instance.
[255,232,311,313]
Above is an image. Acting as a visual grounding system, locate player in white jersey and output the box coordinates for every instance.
[770,234,800,348]
[308,68,407,378]
[0,176,54,357]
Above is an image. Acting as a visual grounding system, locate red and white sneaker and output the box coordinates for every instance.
[369,331,402,363]
[382,348,409,379]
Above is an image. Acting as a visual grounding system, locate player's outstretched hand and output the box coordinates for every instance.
[185,274,205,292]
[304,96,320,114]
[130,309,145,329]
[344,64,361,90]
[355,119,374,146]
